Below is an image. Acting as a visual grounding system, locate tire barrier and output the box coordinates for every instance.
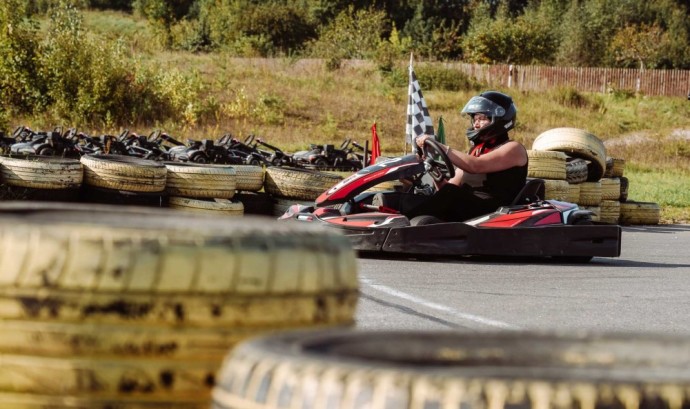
[527,150,567,180]
[532,128,606,182]
[80,154,167,193]
[164,163,237,199]
[168,197,244,215]
[578,181,602,206]
[604,157,626,178]
[620,201,661,225]
[0,155,83,190]
[213,330,690,409]
[0,202,359,407]
[264,167,343,201]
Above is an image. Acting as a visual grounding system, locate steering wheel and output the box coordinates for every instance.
[340,138,351,150]
[423,138,455,182]
[244,134,256,145]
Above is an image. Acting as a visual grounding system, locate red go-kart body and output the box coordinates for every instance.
[281,155,622,261]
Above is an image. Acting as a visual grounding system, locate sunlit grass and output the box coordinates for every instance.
[624,165,690,223]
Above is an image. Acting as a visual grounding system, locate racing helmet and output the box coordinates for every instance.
[461,91,517,143]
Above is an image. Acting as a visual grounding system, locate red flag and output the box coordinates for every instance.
[370,122,381,165]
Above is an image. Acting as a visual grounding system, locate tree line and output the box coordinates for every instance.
[26,0,690,70]
[2,0,688,129]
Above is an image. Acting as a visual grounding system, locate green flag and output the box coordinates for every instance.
[437,116,446,144]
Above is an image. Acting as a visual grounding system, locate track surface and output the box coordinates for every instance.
[356,225,690,334]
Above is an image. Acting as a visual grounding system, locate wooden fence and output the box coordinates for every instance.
[443,62,690,98]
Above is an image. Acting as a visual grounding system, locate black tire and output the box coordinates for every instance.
[313,158,328,170]
[213,330,690,409]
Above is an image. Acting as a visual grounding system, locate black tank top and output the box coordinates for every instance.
[469,134,528,205]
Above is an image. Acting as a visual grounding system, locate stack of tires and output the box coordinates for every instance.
[164,162,243,216]
[530,128,659,225]
[0,203,359,408]
[264,167,344,217]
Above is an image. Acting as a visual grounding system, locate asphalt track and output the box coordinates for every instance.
[355,224,690,335]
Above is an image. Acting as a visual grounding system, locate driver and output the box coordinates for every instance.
[405,91,528,222]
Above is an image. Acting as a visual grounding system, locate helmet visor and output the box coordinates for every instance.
[460,96,506,117]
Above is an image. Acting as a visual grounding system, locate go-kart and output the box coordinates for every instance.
[280,139,622,262]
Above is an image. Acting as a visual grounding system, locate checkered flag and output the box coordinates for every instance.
[406,54,434,152]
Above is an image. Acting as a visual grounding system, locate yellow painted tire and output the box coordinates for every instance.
[620,201,660,225]
[0,155,83,190]
[213,330,690,409]
[604,157,626,178]
[264,167,343,200]
[164,163,236,199]
[526,150,567,180]
[168,197,244,216]
[232,165,264,192]
[600,178,621,201]
[543,179,570,201]
[532,128,606,181]
[80,154,167,193]
[0,201,358,405]
[600,200,621,224]
[578,181,602,206]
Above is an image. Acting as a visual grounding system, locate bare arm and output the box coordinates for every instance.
[416,135,527,174]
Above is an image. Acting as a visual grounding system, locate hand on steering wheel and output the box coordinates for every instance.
[422,138,455,182]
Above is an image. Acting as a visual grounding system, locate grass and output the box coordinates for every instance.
[17,10,690,224]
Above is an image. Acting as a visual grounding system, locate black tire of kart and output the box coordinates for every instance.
[0,202,358,404]
[265,167,343,201]
[565,157,589,184]
[581,205,601,222]
[168,197,244,216]
[235,192,274,216]
[532,128,606,181]
[212,330,690,409]
[232,165,264,192]
[273,197,315,217]
[164,163,237,199]
[80,154,167,193]
[619,201,660,225]
[0,155,83,190]
[543,179,570,201]
[526,150,567,180]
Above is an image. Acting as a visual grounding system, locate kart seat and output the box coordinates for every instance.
[510,178,545,205]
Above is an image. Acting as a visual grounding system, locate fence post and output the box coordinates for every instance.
[508,64,514,88]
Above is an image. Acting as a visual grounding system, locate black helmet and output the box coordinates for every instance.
[461,91,517,143]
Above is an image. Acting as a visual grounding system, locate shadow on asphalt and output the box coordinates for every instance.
[622,224,690,233]
[358,253,690,268]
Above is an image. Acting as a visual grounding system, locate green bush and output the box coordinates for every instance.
[384,64,479,92]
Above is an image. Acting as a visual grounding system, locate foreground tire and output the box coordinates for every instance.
[532,128,606,181]
[213,330,690,409]
[620,201,660,225]
[0,202,358,407]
